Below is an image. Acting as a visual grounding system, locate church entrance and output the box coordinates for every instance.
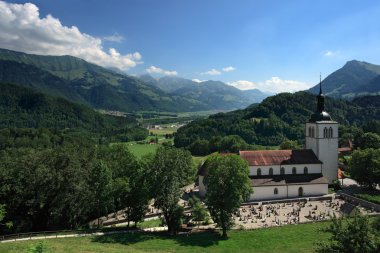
[298,187,303,197]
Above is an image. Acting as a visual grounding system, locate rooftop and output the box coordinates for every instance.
[239,149,322,166]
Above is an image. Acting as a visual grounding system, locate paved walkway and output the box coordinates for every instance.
[1,227,168,243]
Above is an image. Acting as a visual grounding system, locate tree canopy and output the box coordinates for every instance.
[204,154,252,237]
[148,146,194,235]
[315,215,380,253]
[350,148,380,189]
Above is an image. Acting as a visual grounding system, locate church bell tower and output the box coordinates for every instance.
[305,77,338,183]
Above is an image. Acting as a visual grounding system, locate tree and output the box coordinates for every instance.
[89,160,113,228]
[350,148,380,189]
[204,154,252,237]
[315,214,379,253]
[220,135,248,153]
[279,139,300,150]
[0,204,12,229]
[188,196,209,226]
[149,146,194,235]
[355,132,380,149]
[188,139,210,156]
[101,144,148,227]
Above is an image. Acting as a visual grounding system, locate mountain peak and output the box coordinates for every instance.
[309,59,380,99]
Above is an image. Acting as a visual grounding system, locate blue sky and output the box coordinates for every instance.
[1,0,380,93]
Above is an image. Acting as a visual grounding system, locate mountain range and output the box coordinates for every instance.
[309,60,380,99]
[139,75,269,109]
[1,48,379,113]
[0,48,268,112]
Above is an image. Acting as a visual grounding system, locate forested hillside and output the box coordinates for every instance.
[174,92,380,155]
[0,83,147,142]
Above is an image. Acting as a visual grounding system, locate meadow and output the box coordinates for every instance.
[0,220,330,253]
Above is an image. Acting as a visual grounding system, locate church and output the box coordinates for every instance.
[199,82,338,201]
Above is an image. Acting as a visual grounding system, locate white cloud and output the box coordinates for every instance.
[222,66,235,72]
[0,1,141,71]
[229,77,311,93]
[192,79,207,83]
[228,80,257,90]
[103,33,124,43]
[201,68,221,75]
[323,50,340,57]
[202,66,235,75]
[146,65,178,76]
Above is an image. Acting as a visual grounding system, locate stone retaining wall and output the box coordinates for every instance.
[337,193,380,212]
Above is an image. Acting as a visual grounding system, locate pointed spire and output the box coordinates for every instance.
[317,73,325,112]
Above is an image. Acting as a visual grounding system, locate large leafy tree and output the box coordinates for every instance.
[89,160,113,228]
[350,148,380,189]
[149,146,194,235]
[101,144,149,227]
[315,215,379,253]
[204,154,252,237]
[355,132,380,149]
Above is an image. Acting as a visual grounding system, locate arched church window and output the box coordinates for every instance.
[298,187,303,197]
[323,127,328,138]
[274,188,278,195]
[280,167,285,175]
[292,167,297,174]
[308,127,312,137]
[312,127,315,137]
[304,167,308,174]
[257,168,261,176]
[269,168,273,176]
[329,127,333,138]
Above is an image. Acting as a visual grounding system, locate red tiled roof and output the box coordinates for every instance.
[239,149,321,166]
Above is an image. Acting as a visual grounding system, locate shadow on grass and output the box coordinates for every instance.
[92,230,223,248]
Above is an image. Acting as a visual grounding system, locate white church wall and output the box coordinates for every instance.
[249,165,279,176]
[305,123,318,155]
[250,164,321,176]
[250,186,288,201]
[287,184,327,198]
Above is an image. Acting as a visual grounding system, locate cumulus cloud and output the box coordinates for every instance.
[201,68,221,75]
[229,77,311,93]
[201,66,235,75]
[103,33,124,43]
[0,1,141,71]
[146,65,178,76]
[222,66,235,72]
[228,80,257,90]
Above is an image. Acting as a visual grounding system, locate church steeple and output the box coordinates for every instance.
[308,75,332,122]
[317,75,325,112]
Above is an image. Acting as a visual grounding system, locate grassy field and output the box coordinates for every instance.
[126,143,159,159]
[0,221,330,253]
[355,192,380,205]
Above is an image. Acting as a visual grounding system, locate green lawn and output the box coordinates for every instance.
[354,193,380,205]
[126,143,159,159]
[0,221,330,253]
